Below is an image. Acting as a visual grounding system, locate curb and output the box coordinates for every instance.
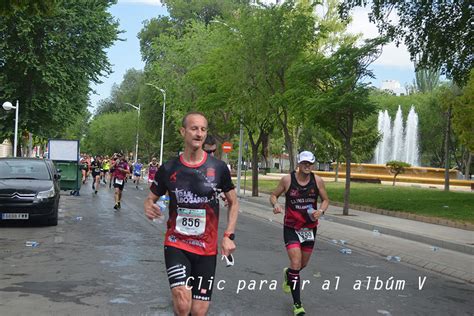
[324,214,474,256]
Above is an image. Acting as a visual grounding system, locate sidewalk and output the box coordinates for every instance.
[237,190,474,284]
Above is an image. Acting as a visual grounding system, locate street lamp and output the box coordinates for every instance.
[125,102,141,162]
[2,100,19,157]
[146,83,166,166]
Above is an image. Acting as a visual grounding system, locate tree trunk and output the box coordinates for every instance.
[343,147,351,215]
[251,143,259,197]
[282,126,295,171]
[27,132,33,157]
[465,151,472,180]
[444,105,452,191]
[343,115,354,216]
[261,132,270,169]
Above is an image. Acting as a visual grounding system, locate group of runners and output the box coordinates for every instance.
[143,111,329,316]
[79,153,161,209]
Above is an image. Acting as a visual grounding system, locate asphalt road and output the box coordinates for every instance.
[0,180,472,315]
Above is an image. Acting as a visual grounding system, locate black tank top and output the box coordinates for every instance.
[284,171,320,229]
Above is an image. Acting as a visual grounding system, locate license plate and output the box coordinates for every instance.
[1,213,29,220]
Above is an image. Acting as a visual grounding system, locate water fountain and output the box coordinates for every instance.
[404,106,420,166]
[374,105,420,166]
[325,106,468,186]
[391,106,404,161]
[374,110,392,164]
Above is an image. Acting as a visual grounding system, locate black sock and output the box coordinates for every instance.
[287,268,301,305]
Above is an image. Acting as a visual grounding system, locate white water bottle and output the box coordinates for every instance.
[154,195,169,224]
[307,206,317,221]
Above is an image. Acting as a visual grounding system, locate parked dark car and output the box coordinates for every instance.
[0,158,61,226]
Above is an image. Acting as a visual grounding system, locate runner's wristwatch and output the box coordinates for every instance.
[224,232,235,240]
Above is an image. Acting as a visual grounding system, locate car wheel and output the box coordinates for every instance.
[45,210,58,226]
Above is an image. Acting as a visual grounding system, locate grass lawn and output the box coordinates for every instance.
[240,179,474,224]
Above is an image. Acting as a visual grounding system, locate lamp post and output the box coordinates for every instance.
[146,83,166,166]
[2,100,19,157]
[125,102,141,162]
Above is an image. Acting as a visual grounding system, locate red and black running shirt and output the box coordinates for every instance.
[284,171,320,230]
[150,153,235,256]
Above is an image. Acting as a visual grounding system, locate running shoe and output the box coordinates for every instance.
[293,303,305,316]
[117,202,121,209]
[95,190,98,195]
[114,203,119,210]
[283,268,291,293]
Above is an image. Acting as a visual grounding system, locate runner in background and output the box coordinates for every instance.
[80,154,89,184]
[133,159,144,189]
[203,135,228,207]
[112,153,130,210]
[90,155,102,195]
[147,157,159,187]
[101,155,110,185]
[109,153,119,189]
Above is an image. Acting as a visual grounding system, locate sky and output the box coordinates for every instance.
[88,1,415,112]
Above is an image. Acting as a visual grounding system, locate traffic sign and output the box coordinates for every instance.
[222,142,233,153]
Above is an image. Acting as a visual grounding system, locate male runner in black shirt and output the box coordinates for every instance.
[144,112,239,316]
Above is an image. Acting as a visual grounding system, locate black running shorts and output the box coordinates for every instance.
[164,246,217,301]
[113,178,125,191]
[284,226,317,253]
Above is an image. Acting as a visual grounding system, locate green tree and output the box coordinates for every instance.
[339,1,473,85]
[453,70,474,152]
[82,111,138,155]
[0,0,58,16]
[414,67,440,93]
[454,70,474,177]
[95,68,145,116]
[0,1,119,148]
[297,38,386,215]
[386,160,411,186]
[162,0,244,25]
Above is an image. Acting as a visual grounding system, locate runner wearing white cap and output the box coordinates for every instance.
[269,150,329,316]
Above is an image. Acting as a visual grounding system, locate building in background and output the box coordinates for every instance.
[0,139,12,157]
[381,80,406,95]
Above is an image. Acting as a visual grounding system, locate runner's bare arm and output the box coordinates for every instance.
[144,191,162,220]
[270,175,290,214]
[221,189,239,256]
[315,176,329,217]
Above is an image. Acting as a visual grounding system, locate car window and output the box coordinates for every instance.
[0,160,51,180]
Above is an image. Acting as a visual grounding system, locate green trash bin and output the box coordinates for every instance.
[54,161,81,194]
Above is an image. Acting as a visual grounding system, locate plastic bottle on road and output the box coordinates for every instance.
[153,195,170,224]
[386,255,401,262]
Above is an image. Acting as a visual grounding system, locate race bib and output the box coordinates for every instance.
[296,228,314,243]
[115,179,123,185]
[94,168,100,173]
[175,208,206,236]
